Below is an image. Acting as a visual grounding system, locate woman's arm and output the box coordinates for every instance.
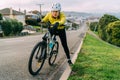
[58,12,66,25]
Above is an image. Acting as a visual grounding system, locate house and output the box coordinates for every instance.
[0,8,25,25]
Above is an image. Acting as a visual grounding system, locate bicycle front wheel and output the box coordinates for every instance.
[28,41,46,75]
[49,41,59,66]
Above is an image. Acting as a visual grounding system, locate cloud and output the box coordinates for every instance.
[1,0,120,13]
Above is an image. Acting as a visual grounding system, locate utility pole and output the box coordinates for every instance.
[37,4,44,18]
[37,4,44,33]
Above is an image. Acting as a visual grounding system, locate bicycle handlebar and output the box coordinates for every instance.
[39,21,65,27]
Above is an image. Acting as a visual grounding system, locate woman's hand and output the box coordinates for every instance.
[52,22,59,30]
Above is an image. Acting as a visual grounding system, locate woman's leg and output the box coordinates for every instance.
[58,29,71,59]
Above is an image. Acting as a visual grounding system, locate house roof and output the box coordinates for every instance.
[0,8,24,15]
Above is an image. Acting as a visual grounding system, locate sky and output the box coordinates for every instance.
[1,0,120,13]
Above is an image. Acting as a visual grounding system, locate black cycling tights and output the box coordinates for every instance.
[50,29,71,59]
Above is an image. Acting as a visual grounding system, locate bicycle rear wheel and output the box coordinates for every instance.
[28,41,46,75]
[49,41,59,66]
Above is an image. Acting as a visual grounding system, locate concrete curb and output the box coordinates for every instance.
[59,32,86,80]
[48,31,87,80]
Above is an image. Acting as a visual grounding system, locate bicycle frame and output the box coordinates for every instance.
[43,29,56,57]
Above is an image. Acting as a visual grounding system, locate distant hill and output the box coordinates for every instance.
[42,11,94,18]
[89,12,120,19]
[42,11,120,19]
[64,11,120,19]
[64,11,93,17]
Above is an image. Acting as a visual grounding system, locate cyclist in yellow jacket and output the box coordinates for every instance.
[41,3,73,65]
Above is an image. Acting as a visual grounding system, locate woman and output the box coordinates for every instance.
[41,3,73,65]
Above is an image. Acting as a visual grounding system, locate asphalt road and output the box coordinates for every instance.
[0,24,88,80]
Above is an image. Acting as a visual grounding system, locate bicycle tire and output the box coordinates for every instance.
[28,41,46,75]
[49,41,59,66]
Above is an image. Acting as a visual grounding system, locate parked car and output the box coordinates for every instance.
[21,29,36,34]
[24,25,36,31]
[21,25,36,35]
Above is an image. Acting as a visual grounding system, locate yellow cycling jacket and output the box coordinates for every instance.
[42,12,66,29]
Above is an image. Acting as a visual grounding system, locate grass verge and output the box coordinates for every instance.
[68,32,120,80]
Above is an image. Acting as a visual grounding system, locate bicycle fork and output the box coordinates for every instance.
[37,41,47,62]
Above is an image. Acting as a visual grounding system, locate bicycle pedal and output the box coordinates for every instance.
[36,62,41,68]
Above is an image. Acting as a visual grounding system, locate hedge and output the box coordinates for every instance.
[0,21,12,36]
[0,19,23,36]
[11,20,23,35]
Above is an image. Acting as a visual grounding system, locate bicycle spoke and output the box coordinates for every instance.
[28,42,46,75]
[49,41,59,66]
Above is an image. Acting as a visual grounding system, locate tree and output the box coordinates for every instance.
[89,22,99,31]
[98,14,119,41]
[106,21,120,46]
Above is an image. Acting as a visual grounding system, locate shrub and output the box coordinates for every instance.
[0,13,3,20]
[11,20,19,35]
[98,14,119,41]
[89,22,98,31]
[106,21,120,46]
[1,21,12,36]
[18,22,23,33]
[11,20,23,35]
[0,19,23,36]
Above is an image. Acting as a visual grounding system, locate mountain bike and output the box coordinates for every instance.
[28,22,59,76]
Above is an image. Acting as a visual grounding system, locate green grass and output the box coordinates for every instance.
[68,32,120,80]
[33,26,40,28]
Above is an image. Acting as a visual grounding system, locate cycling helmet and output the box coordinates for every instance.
[51,3,61,11]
